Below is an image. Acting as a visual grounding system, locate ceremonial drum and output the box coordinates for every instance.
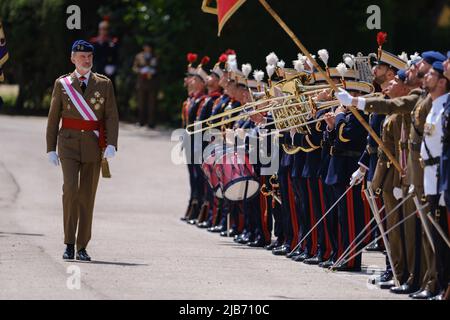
[201,153,223,199]
[214,149,259,201]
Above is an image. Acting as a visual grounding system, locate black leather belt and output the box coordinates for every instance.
[330,146,361,157]
[422,156,440,167]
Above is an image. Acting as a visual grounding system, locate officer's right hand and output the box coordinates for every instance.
[350,167,366,186]
[335,88,353,107]
[47,151,60,167]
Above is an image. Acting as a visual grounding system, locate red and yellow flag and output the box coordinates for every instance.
[202,0,247,36]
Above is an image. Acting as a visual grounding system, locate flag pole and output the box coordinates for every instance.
[257,0,403,174]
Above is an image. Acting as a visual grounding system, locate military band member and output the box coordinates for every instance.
[184,60,208,224]
[46,40,119,261]
[325,84,370,272]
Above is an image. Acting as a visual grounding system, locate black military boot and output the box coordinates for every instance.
[76,248,91,261]
[63,244,75,260]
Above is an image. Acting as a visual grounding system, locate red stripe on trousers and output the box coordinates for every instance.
[318,180,332,259]
[238,203,245,232]
[447,209,450,236]
[260,177,270,242]
[288,176,299,249]
[307,179,318,256]
[346,188,356,268]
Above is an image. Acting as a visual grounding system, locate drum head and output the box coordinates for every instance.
[224,178,260,201]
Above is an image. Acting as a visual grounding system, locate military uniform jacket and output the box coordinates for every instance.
[363,88,428,186]
[46,72,119,163]
[358,112,386,181]
[371,113,411,193]
[132,51,158,81]
[325,110,368,185]
[91,36,119,76]
[290,114,323,179]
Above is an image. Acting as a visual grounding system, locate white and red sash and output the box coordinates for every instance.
[60,75,99,138]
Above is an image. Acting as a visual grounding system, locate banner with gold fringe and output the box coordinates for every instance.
[201,0,246,36]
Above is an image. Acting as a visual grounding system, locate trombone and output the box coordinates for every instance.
[260,92,383,136]
[185,81,344,134]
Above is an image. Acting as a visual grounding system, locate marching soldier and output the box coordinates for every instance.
[46,40,119,261]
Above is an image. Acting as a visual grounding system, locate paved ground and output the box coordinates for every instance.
[0,115,406,300]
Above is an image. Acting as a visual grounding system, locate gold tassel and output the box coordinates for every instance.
[101,150,112,178]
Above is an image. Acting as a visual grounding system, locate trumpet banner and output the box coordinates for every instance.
[201,0,247,36]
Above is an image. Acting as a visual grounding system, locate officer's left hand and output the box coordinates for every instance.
[104,145,116,159]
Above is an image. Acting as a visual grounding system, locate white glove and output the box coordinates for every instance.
[439,192,445,207]
[408,184,415,194]
[393,187,403,200]
[104,145,116,159]
[104,65,116,76]
[47,151,60,166]
[335,88,366,110]
[140,66,150,74]
[335,88,354,107]
[350,168,366,186]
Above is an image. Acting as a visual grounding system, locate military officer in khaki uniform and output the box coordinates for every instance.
[46,40,119,261]
[133,43,158,128]
[368,70,416,293]
[336,51,445,298]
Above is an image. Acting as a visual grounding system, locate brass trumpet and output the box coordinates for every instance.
[261,91,384,136]
[185,81,341,135]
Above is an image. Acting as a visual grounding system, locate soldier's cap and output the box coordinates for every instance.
[210,65,224,79]
[421,51,446,65]
[432,61,444,75]
[71,40,94,53]
[397,69,407,82]
[186,67,196,77]
[312,68,358,83]
[345,81,374,94]
[373,50,407,71]
[194,68,209,83]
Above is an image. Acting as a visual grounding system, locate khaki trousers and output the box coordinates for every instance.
[61,158,101,250]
